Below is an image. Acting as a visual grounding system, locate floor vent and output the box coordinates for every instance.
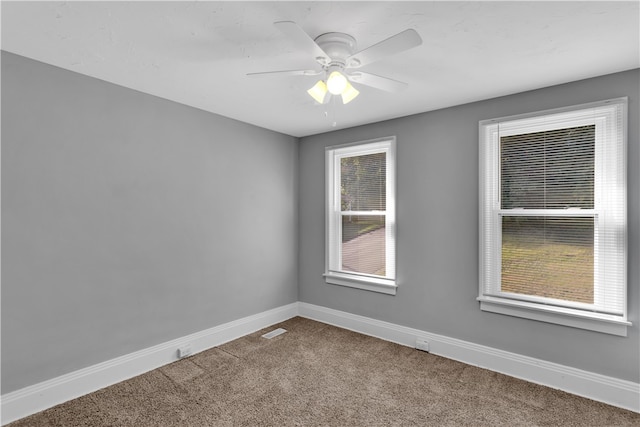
[261,328,287,339]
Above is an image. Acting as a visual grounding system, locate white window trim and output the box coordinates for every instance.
[325,137,397,295]
[478,98,629,336]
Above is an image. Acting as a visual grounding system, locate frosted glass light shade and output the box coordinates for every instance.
[341,81,359,104]
[307,80,328,104]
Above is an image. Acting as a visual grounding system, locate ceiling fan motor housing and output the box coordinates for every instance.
[314,32,357,68]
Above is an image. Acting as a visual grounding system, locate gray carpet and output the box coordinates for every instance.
[9,317,640,426]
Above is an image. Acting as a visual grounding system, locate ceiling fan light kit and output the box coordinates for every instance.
[248,21,422,106]
[306,73,360,105]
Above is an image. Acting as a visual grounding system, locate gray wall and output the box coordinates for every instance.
[299,69,640,382]
[1,52,299,393]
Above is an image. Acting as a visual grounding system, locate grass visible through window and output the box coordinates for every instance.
[501,233,594,304]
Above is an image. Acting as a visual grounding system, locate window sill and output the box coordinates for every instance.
[324,272,397,295]
[478,296,631,336]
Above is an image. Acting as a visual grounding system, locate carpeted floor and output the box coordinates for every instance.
[8,317,640,426]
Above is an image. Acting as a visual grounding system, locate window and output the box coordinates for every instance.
[325,137,396,295]
[479,98,629,336]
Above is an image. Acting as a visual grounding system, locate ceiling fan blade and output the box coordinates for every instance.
[347,72,408,93]
[274,21,330,66]
[247,69,322,77]
[346,29,422,68]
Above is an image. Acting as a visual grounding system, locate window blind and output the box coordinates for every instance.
[341,152,386,212]
[500,125,595,210]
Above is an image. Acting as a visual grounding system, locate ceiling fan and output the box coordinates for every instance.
[247,21,423,104]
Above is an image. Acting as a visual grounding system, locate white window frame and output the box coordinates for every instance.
[478,98,630,336]
[325,137,397,295]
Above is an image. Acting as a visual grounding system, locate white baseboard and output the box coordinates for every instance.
[298,302,640,413]
[0,303,298,426]
[3,301,638,425]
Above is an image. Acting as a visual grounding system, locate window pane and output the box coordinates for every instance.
[501,216,594,303]
[341,215,385,276]
[341,152,386,211]
[501,125,595,209]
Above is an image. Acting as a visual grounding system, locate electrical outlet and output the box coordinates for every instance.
[177,344,192,359]
[415,338,430,352]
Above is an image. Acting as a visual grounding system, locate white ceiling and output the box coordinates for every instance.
[2,1,639,137]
